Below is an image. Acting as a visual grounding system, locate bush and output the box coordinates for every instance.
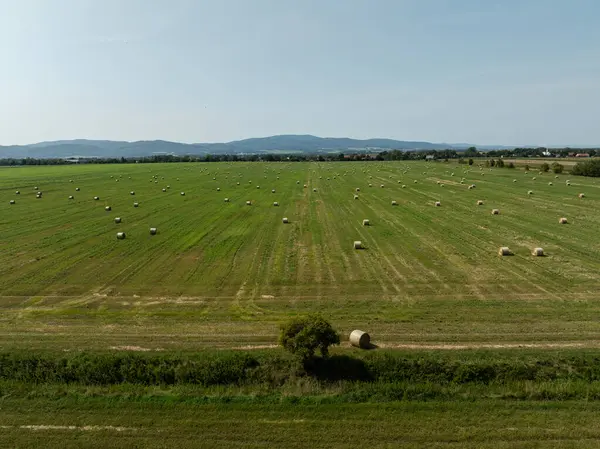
[540,163,550,172]
[508,162,515,169]
[468,159,474,166]
[524,164,530,171]
[497,159,505,168]
[551,162,564,174]
[279,315,340,361]
[572,159,600,177]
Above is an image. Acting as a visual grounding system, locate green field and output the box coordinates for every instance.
[1,161,600,351]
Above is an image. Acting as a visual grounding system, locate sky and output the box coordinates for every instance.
[1,0,600,146]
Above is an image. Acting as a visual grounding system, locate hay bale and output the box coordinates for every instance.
[162,188,167,192]
[282,217,289,224]
[391,200,397,206]
[354,195,359,200]
[353,241,363,249]
[116,232,126,240]
[513,179,517,183]
[9,200,15,205]
[133,202,139,207]
[362,219,370,226]
[413,180,417,184]
[528,190,533,195]
[105,206,111,211]
[579,193,585,198]
[75,187,80,191]
[435,201,441,207]
[272,189,276,193]
[150,228,157,235]
[69,195,74,199]
[491,209,499,215]
[246,201,251,205]
[548,182,553,186]
[532,177,537,180]
[380,184,384,188]
[303,184,307,188]
[349,330,371,349]
[273,201,279,206]
[217,188,221,191]
[559,217,568,224]
[313,188,317,192]
[130,191,135,195]
[34,187,38,190]
[256,186,260,189]
[94,196,99,200]
[15,191,20,195]
[224,198,230,202]
[356,188,360,192]
[402,185,406,188]
[477,200,484,205]
[114,217,122,224]
[297,181,300,184]
[532,247,544,256]
[180,192,185,196]
[498,247,511,256]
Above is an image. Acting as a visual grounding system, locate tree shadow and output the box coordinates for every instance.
[304,355,373,382]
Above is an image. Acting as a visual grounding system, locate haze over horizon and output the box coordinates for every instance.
[1,0,599,147]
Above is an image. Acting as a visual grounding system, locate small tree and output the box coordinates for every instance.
[508,162,515,169]
[540,163,550,172]
[468,158,474,166]
[497,159,505,168]
[551,162,564,174]
[279,315,340,361]
[524,164,530,171]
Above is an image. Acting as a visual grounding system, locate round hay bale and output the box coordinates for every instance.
[217,188,221,191]
[579,193,585,198]
[94,196,99,200]
[555,175,559,179]
[246,201,251,206]
[150,227,157,235]
[313,188,317,192]
[116,232,126,240]
[532,247,544,257]
[9,200,15,205]
[297,181,300,184]
[532,177,537,180]
[114,217,122,224]
[353,241,363,249]
[68,195,74,199]
[435,201,441,207]
[256,186,260,189]
[130,191,135,195]
[349,330,371,349]
[273,201,279,206]
[368,184,372,187]
[133,202,139,207]
[224,198,230,202]
[559,217,568,224]
[566,182,571,186]
[391,200,397,206]
[548,182,553,186]
[75,187,80,191]
[362,219,370,226]
[402,185,406,188]
[491,209,499,215]
[498,246,511,256]
[528,190,533,195]
[413,180,417,184]
[380,184,384,188]
[162,188,167,192]
[180,192,185,196]
[477,200,484,205]
[34,187,38,190]
[272,189,276,193]
[105,206,111,211]
[513,179,517,183]
[15,191,20,195]
[282,217,289,224]
[354,195,359,199]
[303,184,307,188]
[356,188,360,192]
[237,182,240,185]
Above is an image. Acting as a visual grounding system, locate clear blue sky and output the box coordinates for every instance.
[1,0,600,146]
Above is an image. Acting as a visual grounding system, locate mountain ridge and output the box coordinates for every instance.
[0,134,527,159]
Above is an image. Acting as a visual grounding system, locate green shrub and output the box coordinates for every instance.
[508,162,515,169]
[468,159,474,166]
[551,162,564,174]
[540,163,550,172]
[572,159,600,177]
[279,315,340,361]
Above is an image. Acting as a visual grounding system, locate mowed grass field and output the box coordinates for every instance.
[1,161,600,351]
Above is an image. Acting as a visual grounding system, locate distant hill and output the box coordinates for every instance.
[0,134,483,159]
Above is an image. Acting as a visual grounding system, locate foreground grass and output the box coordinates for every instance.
[2,398,600,448]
